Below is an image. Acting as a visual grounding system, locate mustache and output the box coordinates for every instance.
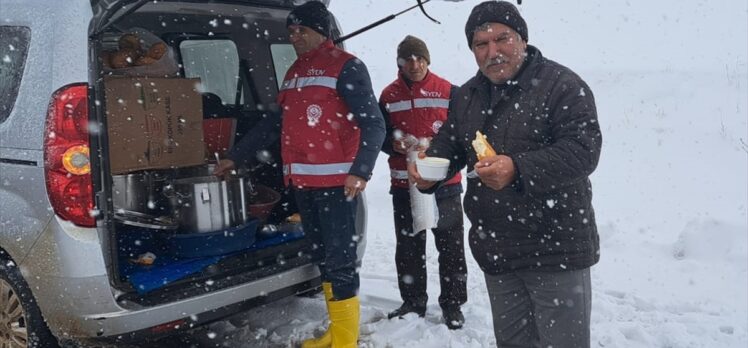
[483,57,505,69]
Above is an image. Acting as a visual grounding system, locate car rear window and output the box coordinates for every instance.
[0,26,31,124]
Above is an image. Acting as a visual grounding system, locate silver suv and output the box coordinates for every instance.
[0,0,365,346]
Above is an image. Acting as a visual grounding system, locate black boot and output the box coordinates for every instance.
[387,302,426,319]
[442,307,464,330]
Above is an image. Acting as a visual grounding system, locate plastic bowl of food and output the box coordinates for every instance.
[416,157,450,181]
[248,185,281,222]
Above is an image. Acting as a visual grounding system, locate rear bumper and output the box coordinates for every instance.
[67,263,320,341]
[22,216,322,342]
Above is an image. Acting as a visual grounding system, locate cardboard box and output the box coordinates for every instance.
[105,77,205,174]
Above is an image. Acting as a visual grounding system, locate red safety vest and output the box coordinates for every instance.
[278,40,360,188]
[380,71,461,189]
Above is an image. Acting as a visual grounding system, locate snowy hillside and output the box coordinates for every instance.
[155,1,748,347]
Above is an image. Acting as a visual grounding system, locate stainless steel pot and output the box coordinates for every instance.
[112,171,172,217]
[168,174,248,233]
[113,210,178,230]
[175,163,247,178]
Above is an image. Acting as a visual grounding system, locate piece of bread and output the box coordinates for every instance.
[286,213,302,223]
[471,130,496,160]
[146,42,168,60]
[118,33,142,51]
[109,48,138,68]
[134,55,157,66]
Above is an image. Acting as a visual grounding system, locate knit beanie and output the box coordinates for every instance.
[397,35,430,64]
[465,1,528,47]
[287,1,331,38]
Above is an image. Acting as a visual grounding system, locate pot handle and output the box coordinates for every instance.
[162,183,175,198]
[162,184,191,200]
[201,187,211,203]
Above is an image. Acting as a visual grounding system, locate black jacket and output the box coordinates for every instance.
[426,46,602,275]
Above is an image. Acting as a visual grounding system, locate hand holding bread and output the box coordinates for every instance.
[471,130,496,160]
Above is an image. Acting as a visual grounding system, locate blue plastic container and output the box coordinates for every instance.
[166,219,259,258]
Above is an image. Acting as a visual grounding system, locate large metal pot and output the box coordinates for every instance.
[113,209,178,230]
[175,163,247,178]
[112,171,172,217]
[168,174,249,233]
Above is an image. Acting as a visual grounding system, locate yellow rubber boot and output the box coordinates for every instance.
[328,296,360,348]
[301,282,334,348]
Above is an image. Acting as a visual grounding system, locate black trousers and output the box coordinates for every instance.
[485,269,592,347]
[294,187,359,300]
[391,187,467,310]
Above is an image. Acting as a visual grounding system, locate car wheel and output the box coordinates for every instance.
[0,254,60,348]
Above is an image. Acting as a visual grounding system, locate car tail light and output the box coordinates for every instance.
[44,83,95,227]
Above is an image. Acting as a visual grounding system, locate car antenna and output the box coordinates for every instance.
[333,0,524,45]
[334,0,440,45]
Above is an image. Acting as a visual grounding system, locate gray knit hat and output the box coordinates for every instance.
[465,1,528,47]
[397,35,430,64]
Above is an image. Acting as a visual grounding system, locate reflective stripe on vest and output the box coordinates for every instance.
[283,162,352,176]
[390,169,409,180]
[386,98,449,114]
[413,98,450,109]
[280,76,338,91]
[387,100,412,113]
[280,78,296,91]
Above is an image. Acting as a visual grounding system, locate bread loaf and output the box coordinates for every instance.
[471,130,497,160]
[146,42,167,60]
[118,34,142,51]
[109,48,138,68]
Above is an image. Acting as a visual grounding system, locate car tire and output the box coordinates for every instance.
[0,251,60,348]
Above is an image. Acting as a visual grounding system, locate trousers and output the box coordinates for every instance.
[484,268,592,348]
[294,187,359,300]
[391,187,467,309]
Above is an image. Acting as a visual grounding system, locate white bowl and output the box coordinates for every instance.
[416,157,450,181]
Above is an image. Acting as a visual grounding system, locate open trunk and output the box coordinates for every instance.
[88,0,335,306]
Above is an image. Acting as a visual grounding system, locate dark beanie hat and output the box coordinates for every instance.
[397,35,431,64]
[465,1,528,46]
[287,1,331,38]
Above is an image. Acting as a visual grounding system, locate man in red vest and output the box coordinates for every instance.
[215,2,385,347]
[379,35,467,330]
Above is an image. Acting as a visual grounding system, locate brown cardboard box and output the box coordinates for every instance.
[105,77,205,174]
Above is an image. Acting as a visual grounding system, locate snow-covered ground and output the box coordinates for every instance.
[164,1,748,347]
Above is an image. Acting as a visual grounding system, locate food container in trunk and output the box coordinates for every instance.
[168,175,248,233]
[112,171,172,217]
[247,184,281,223]
[113,210,178,230]
[176,163,247,178]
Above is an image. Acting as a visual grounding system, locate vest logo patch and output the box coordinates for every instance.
[307,68,325,76]
[307,104,323,127]
[420,89,442,98]
[432,120,443,134]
